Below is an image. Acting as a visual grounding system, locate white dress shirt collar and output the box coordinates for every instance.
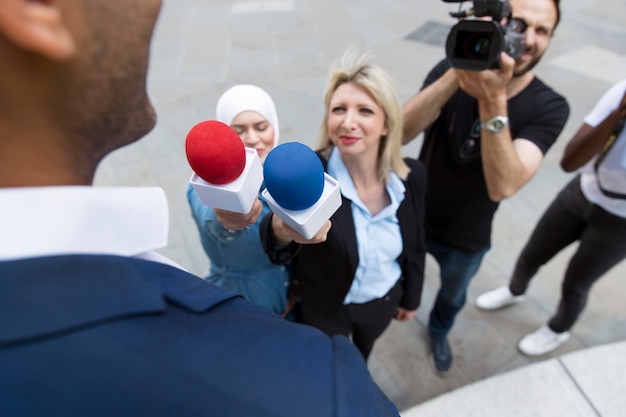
[0,186,170,262]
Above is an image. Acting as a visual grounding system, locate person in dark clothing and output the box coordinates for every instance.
[402,0,569,375]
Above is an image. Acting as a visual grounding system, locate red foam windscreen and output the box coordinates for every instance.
[185,120,246,185]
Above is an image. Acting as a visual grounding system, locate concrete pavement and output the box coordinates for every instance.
[94,0,626,414]
[403,340,626,416]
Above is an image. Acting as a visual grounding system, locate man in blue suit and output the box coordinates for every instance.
[0,1,398,416]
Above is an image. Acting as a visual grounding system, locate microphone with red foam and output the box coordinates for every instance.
[262,142,342,239]
[186,120,263,213]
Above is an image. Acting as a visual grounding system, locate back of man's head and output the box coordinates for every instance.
[0,0,162,186]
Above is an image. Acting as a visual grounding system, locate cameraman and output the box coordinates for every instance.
[402,0,569,375]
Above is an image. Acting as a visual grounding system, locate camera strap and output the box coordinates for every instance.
[594,117,626,199]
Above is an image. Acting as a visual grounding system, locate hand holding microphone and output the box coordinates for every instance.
[186,120,263,215]
[214,200,263,231]
[186,121,340,238]
[271,213,332,245]
[262,142,342,240]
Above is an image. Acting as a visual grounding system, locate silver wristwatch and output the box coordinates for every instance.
[481,115,509,133]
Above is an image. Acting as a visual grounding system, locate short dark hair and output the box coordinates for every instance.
[552,0,561,31]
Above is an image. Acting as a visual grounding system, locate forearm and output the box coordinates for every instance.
[187,188,240,242]
[196,207,244,243]
[402,69,459,144]
[270,212,295,247]
[561,110,623,172]
[478,95,532,201]
[206,216,244,242]
[259,213,300,264]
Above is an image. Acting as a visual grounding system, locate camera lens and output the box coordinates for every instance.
[471,36,491,56]
[445,20,503,71]
[456,30,493,61]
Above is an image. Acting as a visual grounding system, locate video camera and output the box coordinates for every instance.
[442,0,525,71]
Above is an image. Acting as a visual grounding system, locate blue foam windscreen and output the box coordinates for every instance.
[263,142,325,210]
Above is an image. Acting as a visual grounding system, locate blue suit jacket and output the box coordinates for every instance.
[0,255,398,417]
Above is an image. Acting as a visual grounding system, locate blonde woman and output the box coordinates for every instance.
[262,53,427,359]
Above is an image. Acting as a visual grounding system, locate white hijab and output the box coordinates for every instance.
[215,84,280,147]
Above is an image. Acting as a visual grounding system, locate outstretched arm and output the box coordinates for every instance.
[402,68,459,145]
[213,199,263,231]
[260,212,331,265]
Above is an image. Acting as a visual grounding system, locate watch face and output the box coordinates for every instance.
[492,119,506,130]
[484,116,508,132]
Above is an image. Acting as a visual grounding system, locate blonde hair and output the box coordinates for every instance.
[316,50,409,181]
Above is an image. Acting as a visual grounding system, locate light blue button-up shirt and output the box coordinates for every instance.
[327,148,406,304]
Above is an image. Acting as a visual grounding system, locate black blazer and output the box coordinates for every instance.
[262,150,427,315]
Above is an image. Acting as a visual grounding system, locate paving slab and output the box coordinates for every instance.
[561,341,626,417]
[402,341,626,417]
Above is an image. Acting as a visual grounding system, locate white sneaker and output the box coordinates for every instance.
[476,285,525,310]
[518,324,570,357]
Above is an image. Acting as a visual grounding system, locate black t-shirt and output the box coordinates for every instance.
[419,59,569,252]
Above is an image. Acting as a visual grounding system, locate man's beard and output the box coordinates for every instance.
[513,50,544,77]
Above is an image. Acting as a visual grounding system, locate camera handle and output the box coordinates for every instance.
[450,8,474,18]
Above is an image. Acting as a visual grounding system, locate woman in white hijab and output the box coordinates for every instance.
[187,84,292,317]
[215,84,280,162]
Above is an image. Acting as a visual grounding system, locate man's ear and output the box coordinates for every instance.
[0,0,76,60]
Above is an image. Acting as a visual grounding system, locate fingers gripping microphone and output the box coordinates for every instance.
[262,142,342,239]
[186,120,263,213]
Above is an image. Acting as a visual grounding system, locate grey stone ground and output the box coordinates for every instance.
[94,0,626,414]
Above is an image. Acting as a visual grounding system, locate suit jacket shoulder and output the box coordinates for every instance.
[0,255,398,417]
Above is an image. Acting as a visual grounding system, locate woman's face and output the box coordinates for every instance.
[327,82,387,162]
[230,111,275,163]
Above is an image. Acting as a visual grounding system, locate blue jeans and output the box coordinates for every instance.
[427,239,490,336]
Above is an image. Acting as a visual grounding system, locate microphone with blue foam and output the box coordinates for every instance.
[186,120,263,213]
[262,142,342,239]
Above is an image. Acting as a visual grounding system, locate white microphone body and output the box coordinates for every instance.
[262,173,342,239]
[190,148,263,214]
